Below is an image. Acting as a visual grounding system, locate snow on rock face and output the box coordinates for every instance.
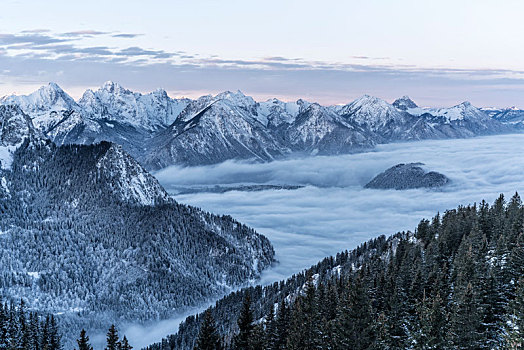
[406,101,490,122]
[487,107,524,128]
[339,95,405,129]
[0,105,37,169]
[1,83,77,113]
[216,90,257,112]
[429,101,489,121]
[284,103,374,153]
[393,96,418,111]
[79,81,190,131]
[95,143,170,205]
[257,98,310,128]
[142,95,290,169]
[0,83,79,132]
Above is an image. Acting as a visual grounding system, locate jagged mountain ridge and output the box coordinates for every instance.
[0,83,517,170]
[483,106,524,129]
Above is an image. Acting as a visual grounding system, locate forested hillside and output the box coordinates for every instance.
[0,139,274,346]
[148,194,524,349]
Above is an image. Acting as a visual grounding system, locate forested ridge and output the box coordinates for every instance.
[147,194,524,349]
[0,140,274,347]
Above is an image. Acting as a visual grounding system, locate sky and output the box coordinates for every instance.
[1,0,524,106]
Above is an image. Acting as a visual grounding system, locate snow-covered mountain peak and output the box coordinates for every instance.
[151,88,169,98]
[215,90,256,108]
[256,98,310,127]
[1,82,77,113]
[100,80,133,95]
[33,82,76,107]
[78,81,188,130]
[348,95,392,110]
[417,101,487,122]
[96,142,170,206]
[393,96,418,110]
[0,83,81,134]
[340,94,403,128]
[305,102,323,113]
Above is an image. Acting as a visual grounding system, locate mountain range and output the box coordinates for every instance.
[1,83,517,171]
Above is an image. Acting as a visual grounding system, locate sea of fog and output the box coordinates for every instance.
[125,133,524,348]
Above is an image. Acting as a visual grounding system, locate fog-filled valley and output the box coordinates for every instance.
[158,133,524,284]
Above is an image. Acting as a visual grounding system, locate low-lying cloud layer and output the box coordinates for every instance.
[157,134,524,284]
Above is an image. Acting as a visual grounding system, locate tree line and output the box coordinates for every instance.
[152,193,524,349]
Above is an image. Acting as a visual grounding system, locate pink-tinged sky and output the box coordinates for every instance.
[1,0,524,107]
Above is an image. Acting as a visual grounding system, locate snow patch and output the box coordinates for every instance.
[27,271,41,279]
[0,145,17,169]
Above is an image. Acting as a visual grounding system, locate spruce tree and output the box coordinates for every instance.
[274,299,289,350]
[286,278,322,350]
[264,305,277,350]
[233,294,254,350]
[105,325,120,350]
[77,329,93,350]
[450,283,481,349]
[333,274,374,350]
[119,336,132,350]
[249,324,265,350]
[194,311,222,350]
[506,278,524,349]
[48,315,61,350]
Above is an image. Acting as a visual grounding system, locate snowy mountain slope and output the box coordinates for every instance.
[483,107,524,129]
[141,92,290,169]
[283,103,375,154]
[257,98,310,128]
[389,98,513,138]
[339,95,407,129]
[338,95,429,141]
[407,101,487,121]
[0,83,81,134]
[95,142,170,205]
[79,81,190,131]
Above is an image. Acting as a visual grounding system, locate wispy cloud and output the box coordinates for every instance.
[21,29,51,34]
[1,29,524,106]
[112,33,142,38]
[0,33,69,45]
[61,30,108,37]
